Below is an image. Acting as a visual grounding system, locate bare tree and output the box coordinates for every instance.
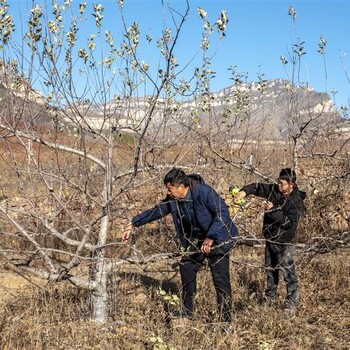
[0,0,229,323]
[0,0,349,328]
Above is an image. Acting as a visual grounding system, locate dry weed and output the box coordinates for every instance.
[1,246,350,349]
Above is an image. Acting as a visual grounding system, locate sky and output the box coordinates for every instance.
[119,0,350,107]
[6,0,350,110]
[119,0,350,109]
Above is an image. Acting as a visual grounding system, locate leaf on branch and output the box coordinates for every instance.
[197,7,207,19]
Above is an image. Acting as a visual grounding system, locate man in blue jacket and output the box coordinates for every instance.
[122,168,238,326]
[232,168,306,318]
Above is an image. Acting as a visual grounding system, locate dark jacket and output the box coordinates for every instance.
[132,174,238,251]
[241,182,306,243]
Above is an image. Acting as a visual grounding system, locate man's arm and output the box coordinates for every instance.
[240,182,272,199]
[122,200,172,242]
[266,196,304,229]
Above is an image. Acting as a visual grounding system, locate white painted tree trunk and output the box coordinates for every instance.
[91,214,110,323]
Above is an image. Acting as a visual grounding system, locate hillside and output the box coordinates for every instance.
[0,70,344,142]
[61,79,342,141]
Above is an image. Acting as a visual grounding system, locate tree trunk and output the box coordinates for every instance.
[91,214,110,323]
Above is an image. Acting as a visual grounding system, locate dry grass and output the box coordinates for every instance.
[0,133,349,349]
[1,246,350,350]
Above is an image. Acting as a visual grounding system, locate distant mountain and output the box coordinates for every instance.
[174,79,340,140]
[73,78,340,140]
[0,73,343,141]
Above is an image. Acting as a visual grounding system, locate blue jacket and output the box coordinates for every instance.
[132,174,238,252]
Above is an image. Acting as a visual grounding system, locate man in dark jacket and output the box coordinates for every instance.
[123,168,238,326]
[232,168,306,317]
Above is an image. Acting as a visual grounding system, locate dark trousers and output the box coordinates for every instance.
[265,241,298,308]
[179,247,232,323]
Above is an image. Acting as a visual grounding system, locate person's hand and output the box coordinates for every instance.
[122,222,133,242]
[234,191,246,201]
[233,190,247,207]
[265,201,274,211]
[200,238,214,254]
